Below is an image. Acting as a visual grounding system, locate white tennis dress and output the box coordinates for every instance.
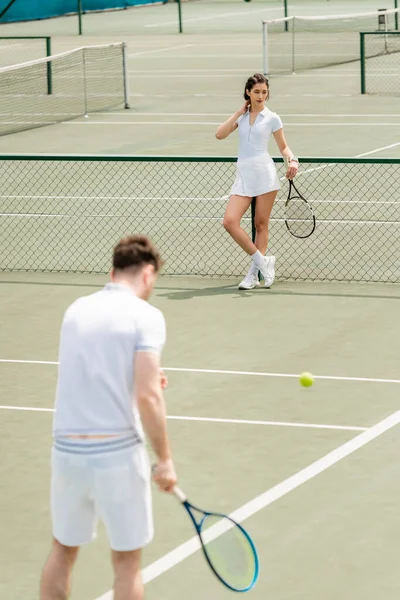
[230,107,283,198]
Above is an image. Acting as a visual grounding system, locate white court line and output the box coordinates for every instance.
[134,54,262,58]
[92,113,400,118]
[0,405,54,413]
[1,214,398,225]
[145,6,280,27]
[1,360,400,385]
[167,415,366,432]
[126,93,354,98]
[292,74,399,78]
[62,121,400,126]
[0,405,365,431]
[128,44,194,57]
[356,142,400,157]
[277,141,400,182]
[95,408,400,600]
[126,73,395,79]
[0,195,227,201]
[0,200,397,207]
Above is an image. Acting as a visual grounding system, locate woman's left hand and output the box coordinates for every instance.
[286,160,299,181]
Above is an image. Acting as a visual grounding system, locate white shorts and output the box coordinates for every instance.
[51,442,153,551]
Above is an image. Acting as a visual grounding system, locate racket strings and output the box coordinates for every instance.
[285,197,315,238]
[200,515,257,591]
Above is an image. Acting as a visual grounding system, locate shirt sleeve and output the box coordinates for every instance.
[236,114,244,125]
[271,112,283,132]
[136,308,166,354]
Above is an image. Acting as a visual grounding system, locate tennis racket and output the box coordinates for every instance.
[174,486,259,592]
[284,158,316,239]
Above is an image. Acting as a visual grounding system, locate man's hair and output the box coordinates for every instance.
[112,235,163,273]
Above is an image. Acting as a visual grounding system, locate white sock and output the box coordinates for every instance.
[251,250,265,269]
[249,261,259,274]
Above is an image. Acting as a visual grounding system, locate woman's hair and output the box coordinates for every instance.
[112,235,163,273]
[244,73,270,101]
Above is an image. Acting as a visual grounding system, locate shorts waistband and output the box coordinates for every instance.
[53,434,141,455]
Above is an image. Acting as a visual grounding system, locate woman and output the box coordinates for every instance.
[216,73,298,289]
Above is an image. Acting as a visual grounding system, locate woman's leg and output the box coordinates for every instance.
[223,194,256,255]
[254,190,278,254]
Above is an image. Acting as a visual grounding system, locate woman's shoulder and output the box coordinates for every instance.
[263,107,281,120]
[237,111,249,125]
[263,108,283,131]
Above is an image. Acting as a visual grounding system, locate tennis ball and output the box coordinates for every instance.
[299,372,314,387]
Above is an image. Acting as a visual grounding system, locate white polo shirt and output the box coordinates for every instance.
[53,282,166,440]
[237,107,283,159]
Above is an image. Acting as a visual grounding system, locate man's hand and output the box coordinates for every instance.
[152,459,177,492]
[160,369,168,389]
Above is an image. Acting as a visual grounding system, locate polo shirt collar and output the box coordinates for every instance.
[104,282,136,296]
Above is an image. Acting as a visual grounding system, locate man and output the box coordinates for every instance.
[40,235,177,600]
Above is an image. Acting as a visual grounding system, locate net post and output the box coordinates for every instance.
[45,36,52,58]
[395,0,399,30]
[46,37,52,95]
[284,0,288,32]
[360,33,366,94]
[122,42,130,109]
[82,49,88,117]
[78,0,83,35]
[177,0,183,33]
[292,17,296,74]
[262,22,269,76]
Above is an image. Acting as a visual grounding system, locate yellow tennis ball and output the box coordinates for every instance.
[299,372,314,387]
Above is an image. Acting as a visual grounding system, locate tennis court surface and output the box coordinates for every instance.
[1,273,400,600]
[1,0,400,597]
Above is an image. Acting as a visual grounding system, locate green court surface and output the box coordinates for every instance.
[1,273,400,599]
[1,0,400,598]
[0,1,399,155]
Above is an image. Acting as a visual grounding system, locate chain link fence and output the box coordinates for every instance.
[360,32,400,96]
[0,156,399,282]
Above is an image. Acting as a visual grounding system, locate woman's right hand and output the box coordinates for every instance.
[237,100,250,116]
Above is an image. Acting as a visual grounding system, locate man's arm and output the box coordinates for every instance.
[135,351,176,492]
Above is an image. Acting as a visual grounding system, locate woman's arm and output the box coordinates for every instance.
[215,101,249,140]
[273,128,299,179]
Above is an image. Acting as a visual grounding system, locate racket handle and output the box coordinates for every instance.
[173,486,188,503]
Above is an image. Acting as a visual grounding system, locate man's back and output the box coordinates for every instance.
[53,282,165,438]
[40,235,176,600]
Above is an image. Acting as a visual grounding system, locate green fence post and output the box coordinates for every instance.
[395,0,399,31]
[251,198,256,243]
[250,198,262,281]
[78,0,83,35]
[177,0,183,33]
[360,33,366,94]
[46,37,52,95]
[284,0,288,32]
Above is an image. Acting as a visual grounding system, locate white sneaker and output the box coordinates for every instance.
[238,265,260,290]
[259,255,276,288]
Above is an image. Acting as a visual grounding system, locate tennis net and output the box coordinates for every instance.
[0,36,52,67]
[361,31,400,96]
[0,43,129,137]
[262,8,400,75]
[0,156,399,283]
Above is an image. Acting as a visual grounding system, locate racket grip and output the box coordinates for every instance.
[173,486,188,503]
